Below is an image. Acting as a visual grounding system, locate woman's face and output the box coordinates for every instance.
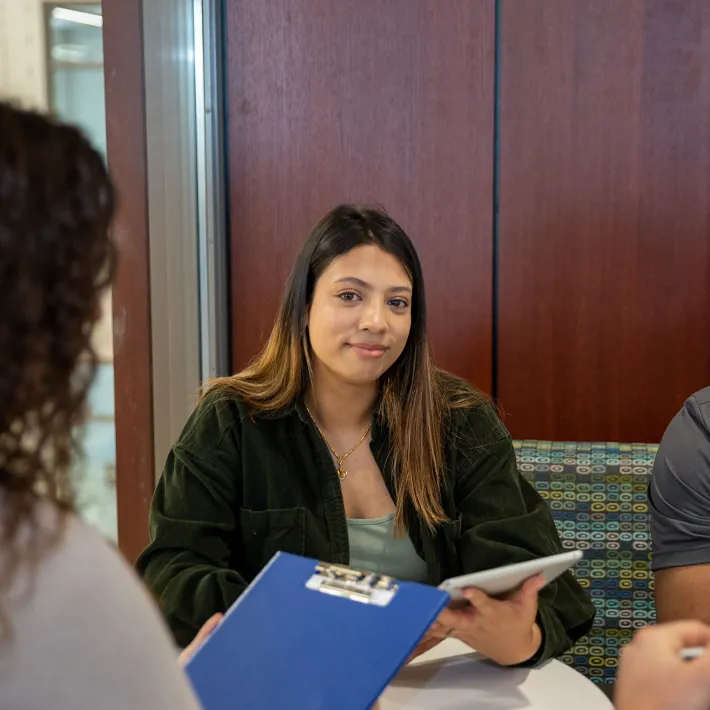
[307,245,412,386]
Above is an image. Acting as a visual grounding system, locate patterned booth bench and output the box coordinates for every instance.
[514,440,657,686]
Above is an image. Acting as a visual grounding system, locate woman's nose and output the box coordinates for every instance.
[359,300,387,332]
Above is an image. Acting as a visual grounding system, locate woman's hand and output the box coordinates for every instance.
[615,621,710,710]
[177,613,223,666]
[405,629,445,664]
[432,574,545,666]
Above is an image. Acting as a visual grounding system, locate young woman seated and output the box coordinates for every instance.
[137,204,595,666]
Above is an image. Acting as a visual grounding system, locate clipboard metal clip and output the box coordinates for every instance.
[305,562,399,607]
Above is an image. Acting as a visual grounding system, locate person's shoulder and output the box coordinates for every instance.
[4,501,200,709]
[437,371,509,447]
[177,383,252,451]
[193,382,251,423]
[656,386,710,466]
[650,387,710,570]
[688,386,710,422]
[181,381,297,450]
[5,497,163,642]
[650,385,710,515]
[34,504,162,610]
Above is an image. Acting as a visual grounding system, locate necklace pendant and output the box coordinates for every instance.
[337,468,348,481]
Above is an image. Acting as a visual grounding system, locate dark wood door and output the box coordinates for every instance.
[497,0,710,442]
[226,0,496,392]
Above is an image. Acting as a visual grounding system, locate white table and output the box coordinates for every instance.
[380,639,614,709]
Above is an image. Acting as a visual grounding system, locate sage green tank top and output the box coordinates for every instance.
[346,512,428,582]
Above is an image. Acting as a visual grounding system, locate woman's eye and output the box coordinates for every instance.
[338,291,360,302]
[390,298,409,308]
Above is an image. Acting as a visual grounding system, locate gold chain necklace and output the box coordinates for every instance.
[305,403,371,481]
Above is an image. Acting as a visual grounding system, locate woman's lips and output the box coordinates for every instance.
[348,343,388,358]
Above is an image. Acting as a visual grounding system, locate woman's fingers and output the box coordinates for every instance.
[178,612,223,666]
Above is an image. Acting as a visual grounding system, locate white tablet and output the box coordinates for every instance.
[439,550,583,601]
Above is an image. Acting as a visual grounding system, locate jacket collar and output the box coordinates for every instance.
[257,394,387,446]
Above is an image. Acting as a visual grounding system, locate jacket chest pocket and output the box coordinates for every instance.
[240,506,306,576]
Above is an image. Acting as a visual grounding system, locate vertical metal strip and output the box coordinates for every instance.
[194,0,229,383]
[142,0,200,477]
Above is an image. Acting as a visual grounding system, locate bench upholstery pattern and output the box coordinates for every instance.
[515,440,657,684]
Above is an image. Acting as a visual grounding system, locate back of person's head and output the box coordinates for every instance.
[0,102,115,634]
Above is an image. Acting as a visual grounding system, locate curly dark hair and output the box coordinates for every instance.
[0,101,116,634]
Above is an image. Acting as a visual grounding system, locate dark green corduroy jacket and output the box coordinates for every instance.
[136,389,595,661]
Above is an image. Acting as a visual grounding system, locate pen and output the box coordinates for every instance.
[680,647,706,661]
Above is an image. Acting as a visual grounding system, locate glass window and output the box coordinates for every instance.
[46,4,117,542]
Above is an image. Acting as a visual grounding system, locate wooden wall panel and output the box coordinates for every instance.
[498,0,710,442]
[103,0,154,562]
[226,0,495,392]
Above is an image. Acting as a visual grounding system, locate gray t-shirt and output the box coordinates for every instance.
[0,500,201,710]
[649,386,710,571]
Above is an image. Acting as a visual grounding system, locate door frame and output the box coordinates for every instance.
[103,0,228,562]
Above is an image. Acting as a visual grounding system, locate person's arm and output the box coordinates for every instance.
[650,390,710,623]
[136,393,248,647]
[442,404,596,665]
[615,622,710,710]
[655,566,710,623]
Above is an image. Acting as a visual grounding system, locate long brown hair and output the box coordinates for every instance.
[207,204,484,532]
[0,102,115,635]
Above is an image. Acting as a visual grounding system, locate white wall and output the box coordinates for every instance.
[0,0,48,107]
[0,0,103,107]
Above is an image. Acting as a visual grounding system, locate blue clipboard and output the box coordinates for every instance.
[184,551,450,710]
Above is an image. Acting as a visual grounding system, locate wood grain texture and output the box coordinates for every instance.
[498,0,710,442]
[103,0,154,562]
[226,0,495,392]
